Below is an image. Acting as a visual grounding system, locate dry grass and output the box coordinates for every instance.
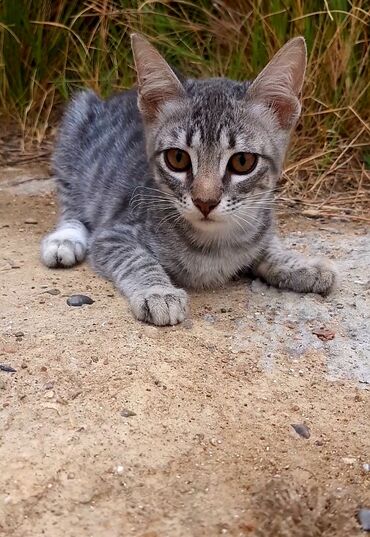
[0,1,369,213]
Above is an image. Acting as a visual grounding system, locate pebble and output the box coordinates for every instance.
[116,465,124,474]
[24,219,38,224]
[363,463,370,472]
[0,364,16,373]
[44,390,55,399]
[0,379,6,389]
[121,408,136,417]
[358,508,370,531]
[291,423,311,439]
[67,294,94,307]
[44,382,54,390]
[44,288,60,295]
[14,331,24,338]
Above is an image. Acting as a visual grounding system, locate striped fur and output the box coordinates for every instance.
[41,36,337,325]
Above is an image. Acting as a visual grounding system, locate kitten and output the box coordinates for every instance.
[41,34,337,325]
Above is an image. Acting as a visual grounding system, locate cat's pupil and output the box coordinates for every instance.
[176,151,182,163]
[239,155,246,166]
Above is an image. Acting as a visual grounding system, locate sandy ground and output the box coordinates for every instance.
[0,167,369,537]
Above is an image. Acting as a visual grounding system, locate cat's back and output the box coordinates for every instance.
[53,88,150,226]
[54,88,143,175]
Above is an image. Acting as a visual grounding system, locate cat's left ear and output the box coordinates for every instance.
[131,34,185,122]
[247,37,307,130]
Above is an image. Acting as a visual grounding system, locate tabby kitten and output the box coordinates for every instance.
[41,34,337,325]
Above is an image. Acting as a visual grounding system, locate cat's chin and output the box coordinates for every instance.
[186,215,231,233]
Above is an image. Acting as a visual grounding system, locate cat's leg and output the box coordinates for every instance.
[253,236,337,295]
[41,219,89,268]
[90,225,187,326]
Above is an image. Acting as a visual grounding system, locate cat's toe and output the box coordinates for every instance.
[41,238,86,267]
[131,287,188,326]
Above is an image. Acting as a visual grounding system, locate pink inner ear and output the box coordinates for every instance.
[268,95,300,130]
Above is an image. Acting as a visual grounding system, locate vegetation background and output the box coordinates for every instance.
[0,0,369,213]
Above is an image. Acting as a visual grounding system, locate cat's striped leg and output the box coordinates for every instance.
[90,225,188,326]
[41,219,89,268]
[253,236,338,296]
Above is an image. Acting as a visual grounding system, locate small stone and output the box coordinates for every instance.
[67,294,94,307]
[14,331,24,338]
[0,364,16,373]
[24,219,38,224]
[203,313,216,324]
[182,319,193,330]
[44,390,55,399]
[291,423,311,439]
[121,408,136,418]
[21,362,28,369]
[44,288,60,295]
[116,465,124,474]
[358,508,370,531]
[0,379,6,389]
[44,382,54,390]
[362,463,370,472]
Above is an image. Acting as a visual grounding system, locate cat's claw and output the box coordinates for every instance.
[130,286,188,326]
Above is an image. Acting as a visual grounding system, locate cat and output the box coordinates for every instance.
[41,33,337,326]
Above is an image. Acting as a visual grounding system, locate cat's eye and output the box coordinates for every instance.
[164,148,191,172]
[228,152,257,175]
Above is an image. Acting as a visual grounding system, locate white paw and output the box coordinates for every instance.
[130,286,188,326]
[41,222,88,268]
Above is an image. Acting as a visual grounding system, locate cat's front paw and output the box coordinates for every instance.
[278,257,337,296]
[130,286,188,326]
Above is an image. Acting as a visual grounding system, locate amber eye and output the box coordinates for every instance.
[164,148,191,172]
[228,152,257,175]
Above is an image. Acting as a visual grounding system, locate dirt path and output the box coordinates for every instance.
[0,171,369,537]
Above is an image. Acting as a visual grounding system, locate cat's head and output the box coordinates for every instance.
[131,34,306,233]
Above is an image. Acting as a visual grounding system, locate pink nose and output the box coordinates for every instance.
[192,198,220,217]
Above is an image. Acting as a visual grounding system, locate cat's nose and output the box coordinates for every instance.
[192,198,220,217]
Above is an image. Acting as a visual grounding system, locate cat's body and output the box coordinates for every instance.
[41,35,337,325]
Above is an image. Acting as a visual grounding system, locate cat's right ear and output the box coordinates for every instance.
[131,34,185,122]
[246,37,307,130]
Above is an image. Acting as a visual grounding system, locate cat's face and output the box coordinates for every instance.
[131,34,306,233]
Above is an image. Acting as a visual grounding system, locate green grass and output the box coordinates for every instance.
[0,0,369,205]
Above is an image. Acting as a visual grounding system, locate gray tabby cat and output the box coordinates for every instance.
[41,34,337,325]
